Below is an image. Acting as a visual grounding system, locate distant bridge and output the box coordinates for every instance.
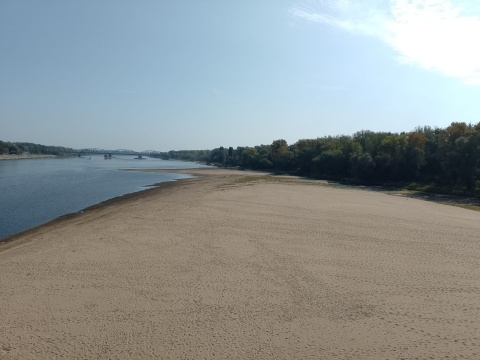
[74,148,164,156]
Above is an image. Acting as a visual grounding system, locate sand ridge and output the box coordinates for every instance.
[1,168,480,359]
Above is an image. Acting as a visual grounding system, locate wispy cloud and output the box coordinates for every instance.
[290,0,480,85]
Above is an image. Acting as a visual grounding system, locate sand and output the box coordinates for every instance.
[1,168,479,359]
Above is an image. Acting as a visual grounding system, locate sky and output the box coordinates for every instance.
[1,0,479,151]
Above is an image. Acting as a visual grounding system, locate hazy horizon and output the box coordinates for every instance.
[1,0,479,151]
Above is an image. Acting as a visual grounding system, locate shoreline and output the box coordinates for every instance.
[3,168,479,249]
[0,168,264,251]
[0,154,61,160]
[0,177,190,250]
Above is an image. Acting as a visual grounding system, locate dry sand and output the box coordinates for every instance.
[1,168,480,359]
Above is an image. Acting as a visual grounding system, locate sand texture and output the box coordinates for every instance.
[1,169,480,359]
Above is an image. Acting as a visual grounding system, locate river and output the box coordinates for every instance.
[0,155,210,239]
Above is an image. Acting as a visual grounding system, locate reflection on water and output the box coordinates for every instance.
[0,155,209,239]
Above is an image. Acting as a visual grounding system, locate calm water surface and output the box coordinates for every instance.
[0,155,210,239]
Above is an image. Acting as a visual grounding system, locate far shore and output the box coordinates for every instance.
[1,168,480,359]
[0,154,60,160]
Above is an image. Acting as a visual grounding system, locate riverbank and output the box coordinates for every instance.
[1,168,480,359]
[0,154,59,160]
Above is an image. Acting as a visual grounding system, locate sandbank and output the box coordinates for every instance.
[1,168,480,359]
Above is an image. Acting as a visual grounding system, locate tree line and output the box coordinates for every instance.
[0,141,75,156]
[154,122,480,193]
[3,122,479,193]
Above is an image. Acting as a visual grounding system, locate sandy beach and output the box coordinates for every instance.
[1,168,479,359]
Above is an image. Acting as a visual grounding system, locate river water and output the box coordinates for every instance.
[0,155,209,239]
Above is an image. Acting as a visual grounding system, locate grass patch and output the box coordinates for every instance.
[232,175,273,184]
[405,182,480,197]
[437,202,480,212]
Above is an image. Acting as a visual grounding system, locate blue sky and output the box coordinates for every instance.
[1,0,479,151]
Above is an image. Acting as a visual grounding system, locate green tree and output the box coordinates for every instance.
[313,149,344,177]
[404,131,428,178]
[0,141,9,154]
[350,153,376,181]
[444,135,480,189]
[276,150,295,172]
[8,144,21,155]
[240,147,258,169]
[270,139,288,169]
[294,139,319,175]
[375,134,407,180]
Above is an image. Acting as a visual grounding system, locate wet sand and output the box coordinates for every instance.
[1,168,480,359]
